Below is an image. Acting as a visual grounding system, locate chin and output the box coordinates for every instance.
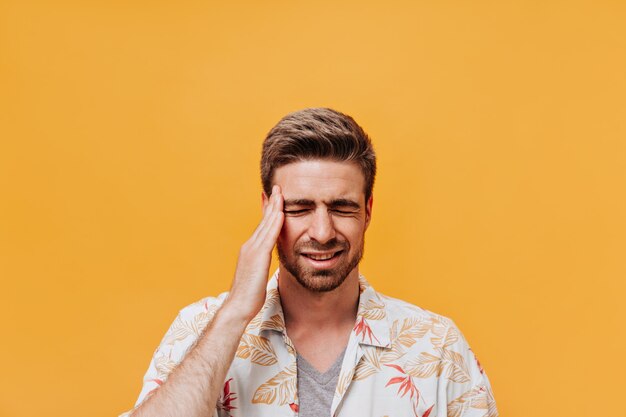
[292,265,351,292]
[277,245,364,293]
[296,274,346,293]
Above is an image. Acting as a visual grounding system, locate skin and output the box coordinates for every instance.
[132,159,372,416]
[268,159,372,371]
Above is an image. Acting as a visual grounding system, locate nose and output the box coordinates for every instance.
[307,208,336,244]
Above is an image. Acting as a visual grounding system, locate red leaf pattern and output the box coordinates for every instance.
[354,316,381,345]
[217,378,238,416]
[422,404,435,417]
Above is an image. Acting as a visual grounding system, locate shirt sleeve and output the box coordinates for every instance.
[118,292,228,416]
[441,320,498,417]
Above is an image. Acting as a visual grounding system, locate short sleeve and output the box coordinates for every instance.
[118,292,228,416]
[441,320,498,417]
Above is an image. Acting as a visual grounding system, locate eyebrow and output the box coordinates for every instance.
[283,198,361,210]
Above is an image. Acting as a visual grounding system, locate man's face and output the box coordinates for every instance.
[263,159,373,292]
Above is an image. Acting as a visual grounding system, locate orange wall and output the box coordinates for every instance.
[1,1,625,416]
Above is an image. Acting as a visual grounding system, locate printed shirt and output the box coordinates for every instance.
[122,270,498,417]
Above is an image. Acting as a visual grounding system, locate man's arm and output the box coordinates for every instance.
[131,185,284,417]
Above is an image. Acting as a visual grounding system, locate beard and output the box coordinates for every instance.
[276,237,364,293]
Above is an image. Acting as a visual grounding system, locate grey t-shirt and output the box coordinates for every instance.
[296,349,346,417]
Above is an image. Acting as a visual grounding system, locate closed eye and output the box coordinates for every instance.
[332,210,356,215]
[284,209,309,215]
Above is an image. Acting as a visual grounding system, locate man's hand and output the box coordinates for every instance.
[225,184,284,322]
[131,185,284,417]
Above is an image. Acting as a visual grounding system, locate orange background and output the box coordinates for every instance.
[1,1,625,416]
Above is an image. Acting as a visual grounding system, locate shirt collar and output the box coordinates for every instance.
[248,269,391,349]
[250,269,286,335]
[354,274,391,348]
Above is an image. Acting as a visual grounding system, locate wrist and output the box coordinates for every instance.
[217,298,256,330]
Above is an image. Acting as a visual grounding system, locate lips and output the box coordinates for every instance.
[301,250,343,261]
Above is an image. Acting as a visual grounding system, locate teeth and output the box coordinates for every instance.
[306,253,335,261]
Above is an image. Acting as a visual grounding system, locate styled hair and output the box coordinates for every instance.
[260,108,376,202]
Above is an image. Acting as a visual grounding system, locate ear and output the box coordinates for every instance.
[261,190,270,214]
[364,194,373,230]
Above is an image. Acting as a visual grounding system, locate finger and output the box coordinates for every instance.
[251,186,279,242]
[272,185,282,207]
[274,185,283,211]
[254,188,283,245]
[264,207,284,249]
[256,194,284,249]
[256,210,283,252]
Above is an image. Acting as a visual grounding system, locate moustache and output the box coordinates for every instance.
[295,239,348,253]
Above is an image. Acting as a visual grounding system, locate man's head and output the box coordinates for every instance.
[261,108,376,204]
[260,108,376,293]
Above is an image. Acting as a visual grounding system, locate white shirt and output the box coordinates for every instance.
[122,270,498,417]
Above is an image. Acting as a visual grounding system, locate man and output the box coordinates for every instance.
[122,108,498,417]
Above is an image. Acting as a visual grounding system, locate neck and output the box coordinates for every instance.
[278,267,360,331]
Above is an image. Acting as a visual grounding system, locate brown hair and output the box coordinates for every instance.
[260,108,376,202]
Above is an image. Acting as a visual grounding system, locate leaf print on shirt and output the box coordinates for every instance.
[404,352,443,379]
[353,346,383,380]
[335,368,355,398]
[380,318,431,364]
[236,334,278,366]
[246,288,280,331]
[422,404,435,417]
[384,364,425,417]
[248,312,264,330]
[447,385,498,417]
[440,348,471,383]
[485,386,498,417]
[248,289,281,330]
[260,314,285,332]
[385,364,420,400]
[252,362,297,405]
[217,378,237,417]
[430,323,460,348]
[469,348,485,374]
[405,347,471,383]
[163,304,218,345]
[360,298,386,320]
[264,288,281,310]
[354,316,381,344]
[154,353,177,380]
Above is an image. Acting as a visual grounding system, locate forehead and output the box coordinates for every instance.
[272,159,365,202]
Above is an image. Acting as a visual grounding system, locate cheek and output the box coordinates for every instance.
[278,218,300,242]
[333,219,364,238]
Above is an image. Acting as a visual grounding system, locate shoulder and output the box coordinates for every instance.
[377,290,479,369]
[130,290,231,409]
[159,290,230,347]
[370,290,498,415]
[378,291,488,384]
[378,290,456,328]
[177,290,230,319]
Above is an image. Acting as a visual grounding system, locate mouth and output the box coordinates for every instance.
[301,250,344,260]
[300,250,344,267]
